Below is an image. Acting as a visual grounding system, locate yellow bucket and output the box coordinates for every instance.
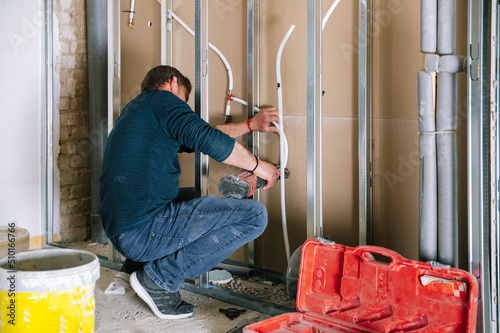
[0,249,100,332]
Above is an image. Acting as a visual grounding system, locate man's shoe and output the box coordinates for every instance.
[130,270,195,320]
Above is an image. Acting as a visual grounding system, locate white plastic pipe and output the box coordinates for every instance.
[128,0,136,28]
[277,25,295,264]
[231,98,289,169]
[168,10,234,119]
[322,0,341,31]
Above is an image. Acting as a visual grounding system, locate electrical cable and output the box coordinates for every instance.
[276,24,295,263]
[230,98,289,170]
[168,10,234,121]
[128,0,136,28]
[322,0,341,31]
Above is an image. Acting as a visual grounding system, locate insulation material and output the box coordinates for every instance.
[438,55,466,73]
[424,54,465,73]
[424,54,440,73]
[436,133,458,266]
[436,72,458,267]
[418,71,438,262]
[421,0,438,53]
[436,73,458,131]
[437,0,456,55]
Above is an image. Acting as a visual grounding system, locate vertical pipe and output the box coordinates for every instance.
[421,0,438,53]
[418,71,438,262]
[306,0,323,239]
[358,0,372,245]
[437,0,456,55]
[436,72,458,267]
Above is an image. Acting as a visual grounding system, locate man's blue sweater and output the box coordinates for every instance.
[98,90,235,237]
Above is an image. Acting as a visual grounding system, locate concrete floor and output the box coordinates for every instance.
[94,266,270,333]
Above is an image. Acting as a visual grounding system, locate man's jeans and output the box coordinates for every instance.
[110,195,268,292]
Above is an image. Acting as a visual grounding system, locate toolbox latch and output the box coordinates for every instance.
[316,237,335,245]
[428,261,451,270]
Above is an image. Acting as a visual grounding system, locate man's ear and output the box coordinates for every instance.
[170,76,178,89]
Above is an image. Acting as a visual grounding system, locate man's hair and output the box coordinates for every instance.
[140,65,192,99]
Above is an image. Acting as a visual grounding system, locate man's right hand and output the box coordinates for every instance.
[253,159,280,190]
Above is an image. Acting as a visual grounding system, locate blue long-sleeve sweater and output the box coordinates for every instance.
[98,90,235,237]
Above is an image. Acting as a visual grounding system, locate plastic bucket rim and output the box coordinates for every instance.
[0,248,100,292]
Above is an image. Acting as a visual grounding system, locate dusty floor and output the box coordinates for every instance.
[94,266,270,333]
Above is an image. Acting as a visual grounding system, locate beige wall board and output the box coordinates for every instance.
[259,0,307,117]
[372,118,420,260]
[321,117,359,247]
[322,0,359,119]
[120,0,162,108]
[372,0,420,120]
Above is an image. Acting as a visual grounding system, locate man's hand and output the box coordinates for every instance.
[215,106,280,138]
[222,142,280,190]
[249,107,279,134]
[253,159,280,190]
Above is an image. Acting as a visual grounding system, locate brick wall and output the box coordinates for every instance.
[55,0,90,241]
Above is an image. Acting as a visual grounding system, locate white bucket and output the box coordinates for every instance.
[0,248,100,332]
[0,226,30,259]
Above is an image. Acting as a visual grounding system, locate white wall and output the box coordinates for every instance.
[0,1,46,241]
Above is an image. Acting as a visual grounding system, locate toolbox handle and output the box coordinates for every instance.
[353,246,405,268]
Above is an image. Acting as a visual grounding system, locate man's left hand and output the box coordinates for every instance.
[250,107,279,134]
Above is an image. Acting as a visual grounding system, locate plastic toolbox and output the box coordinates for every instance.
[244,238,479,333]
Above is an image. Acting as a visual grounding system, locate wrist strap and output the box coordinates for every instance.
[247,117,253,132]
[250,154,259,172]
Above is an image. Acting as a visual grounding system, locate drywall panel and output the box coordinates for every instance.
[120,1,162,107]
[0,1,45,241]
[322,0,359,119]
[372,118,420,259]
[259,0,307,117]
[321,117,359,247]
[372,0,420,120]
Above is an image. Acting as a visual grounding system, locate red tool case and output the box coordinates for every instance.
[244,238,478,333]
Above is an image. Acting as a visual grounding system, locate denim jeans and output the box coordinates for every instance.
[110,194,267,292]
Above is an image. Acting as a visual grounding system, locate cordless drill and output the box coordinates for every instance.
[218,167,290,199]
